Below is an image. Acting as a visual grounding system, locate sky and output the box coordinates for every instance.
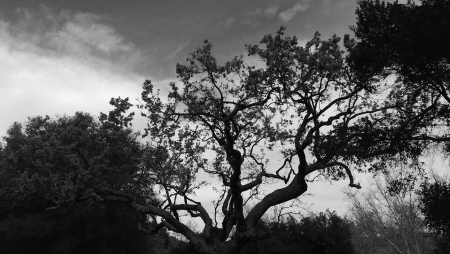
[0,0,397,219]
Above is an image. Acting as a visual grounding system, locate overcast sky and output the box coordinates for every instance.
[1,0,403,218]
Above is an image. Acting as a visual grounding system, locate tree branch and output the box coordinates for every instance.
[327,162,361,189]
[172,203,214,240]
[100,188,206,245]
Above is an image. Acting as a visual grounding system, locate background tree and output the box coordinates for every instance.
[0,99,154,212]
[345,2,450,251]
[346,0,450,156]
[344,170,434,254]
[347,2,450,251]
[0,109,162,254]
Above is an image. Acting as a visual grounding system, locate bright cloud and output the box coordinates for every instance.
[55,13,132,54]
[279,0,311,22]
[0,7,150,136]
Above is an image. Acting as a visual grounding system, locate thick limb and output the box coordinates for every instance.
[245,173,307,228]
[100,189,206,246]
[172,204,214,240]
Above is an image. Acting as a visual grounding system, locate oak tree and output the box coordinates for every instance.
[99,23,446,253]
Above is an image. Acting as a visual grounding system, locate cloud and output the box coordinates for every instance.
[245,4,279,19]
[279,0,311,22]
[0,6,151,136]
[242,19,261,28]
[163,42,190,61]
[243,8,261,27]
[54,13,132,54]
[245,8,262,17]
[264,5,280,18]
[225,16,235,26]
[5,6,145,74]
[242,4,279,27]
[219,16,235,28]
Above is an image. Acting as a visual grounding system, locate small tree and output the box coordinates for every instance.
[419,180,450,236]
[344,171,434,254]
[418,180,450,254]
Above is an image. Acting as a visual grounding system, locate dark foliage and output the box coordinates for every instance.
[419,181,450,236]
[239,210,354,254]
[418,180,450,254]
[0,203,150,254]
[349,2,450,250]
[349,0,450,86]
[347,0,450,156]
[0,111,158,253]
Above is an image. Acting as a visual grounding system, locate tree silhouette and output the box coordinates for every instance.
[99,22,446,253]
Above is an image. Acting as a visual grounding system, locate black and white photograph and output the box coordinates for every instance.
[0,0,449,253]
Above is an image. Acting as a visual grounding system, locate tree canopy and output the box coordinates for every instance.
[0,104,157,212]
[0,110,160,254]
[347,0,450,157]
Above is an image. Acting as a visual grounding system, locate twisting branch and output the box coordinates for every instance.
[326,162,361,189]
[240,168,291,192]
[172,203,214,240]
[275,156,294,180]
[213,187,227,227]
[241,154,293,192]
[100,188,206,245]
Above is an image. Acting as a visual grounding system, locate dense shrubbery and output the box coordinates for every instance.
[240,210,354,254]
[0,203,151,254]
